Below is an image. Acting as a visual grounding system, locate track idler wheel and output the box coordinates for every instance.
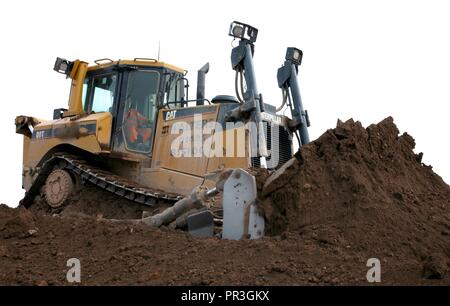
[43,169,74,208]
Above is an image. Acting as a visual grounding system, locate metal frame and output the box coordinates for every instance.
[277,48,311,146]
[229,22,268,159]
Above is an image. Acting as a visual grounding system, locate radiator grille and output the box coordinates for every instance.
[251,122,293,169]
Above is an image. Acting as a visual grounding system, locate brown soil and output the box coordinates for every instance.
[1,117,449,285]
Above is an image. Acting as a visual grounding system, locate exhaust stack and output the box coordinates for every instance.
[196,62,209,105]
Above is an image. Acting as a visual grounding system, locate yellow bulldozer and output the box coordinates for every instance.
[15,21,311,239]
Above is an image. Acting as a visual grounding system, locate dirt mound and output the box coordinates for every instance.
[263,117,450,232]
[0,204,37,239]
[1,117,449,285]
[261,117,450,279]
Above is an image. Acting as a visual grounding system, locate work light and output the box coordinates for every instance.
[53,57,73,75]
[232,25,244,38]
[285,47,303,65]
[229,21,258,43]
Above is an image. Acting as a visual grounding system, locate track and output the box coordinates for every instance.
[20,153,183,209]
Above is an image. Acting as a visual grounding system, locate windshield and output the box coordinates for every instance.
[122,70,159,153]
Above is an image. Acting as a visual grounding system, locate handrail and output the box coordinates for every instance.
[134,58,157,62]
[94,58,114,65]
[163,98,211,108]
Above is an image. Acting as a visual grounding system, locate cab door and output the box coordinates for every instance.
[81,68,120,151]
[111,69,160,158]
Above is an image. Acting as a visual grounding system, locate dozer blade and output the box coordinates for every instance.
[222,168,264,240]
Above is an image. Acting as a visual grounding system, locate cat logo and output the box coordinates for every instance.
[261,112,282,125]
[165,110,177,121]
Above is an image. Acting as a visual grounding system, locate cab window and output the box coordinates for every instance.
[91,74,117,113]
[122,70,159,153]
[163,73,183,108]
[82,77,90,112]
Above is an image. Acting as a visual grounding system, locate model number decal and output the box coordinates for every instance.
[35,130,45,139]
[32,123,96,140]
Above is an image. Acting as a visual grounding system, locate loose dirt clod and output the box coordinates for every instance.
[422,254,448,279]
[0,205,36,239]
[1,117,449,285]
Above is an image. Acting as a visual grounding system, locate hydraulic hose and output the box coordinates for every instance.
[235,69,245,104]
[276,88,288,112]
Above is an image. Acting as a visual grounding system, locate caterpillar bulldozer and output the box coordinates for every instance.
[15,21,311,239]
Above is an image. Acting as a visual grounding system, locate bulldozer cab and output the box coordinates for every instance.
[80,61,185,156]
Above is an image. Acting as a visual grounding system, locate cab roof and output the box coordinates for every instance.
[87,58,187,74]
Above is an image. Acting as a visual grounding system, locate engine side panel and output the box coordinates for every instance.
[151,105,218,176]
[140,104,250,195]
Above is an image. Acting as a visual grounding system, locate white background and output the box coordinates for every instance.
[0,0,449,207]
